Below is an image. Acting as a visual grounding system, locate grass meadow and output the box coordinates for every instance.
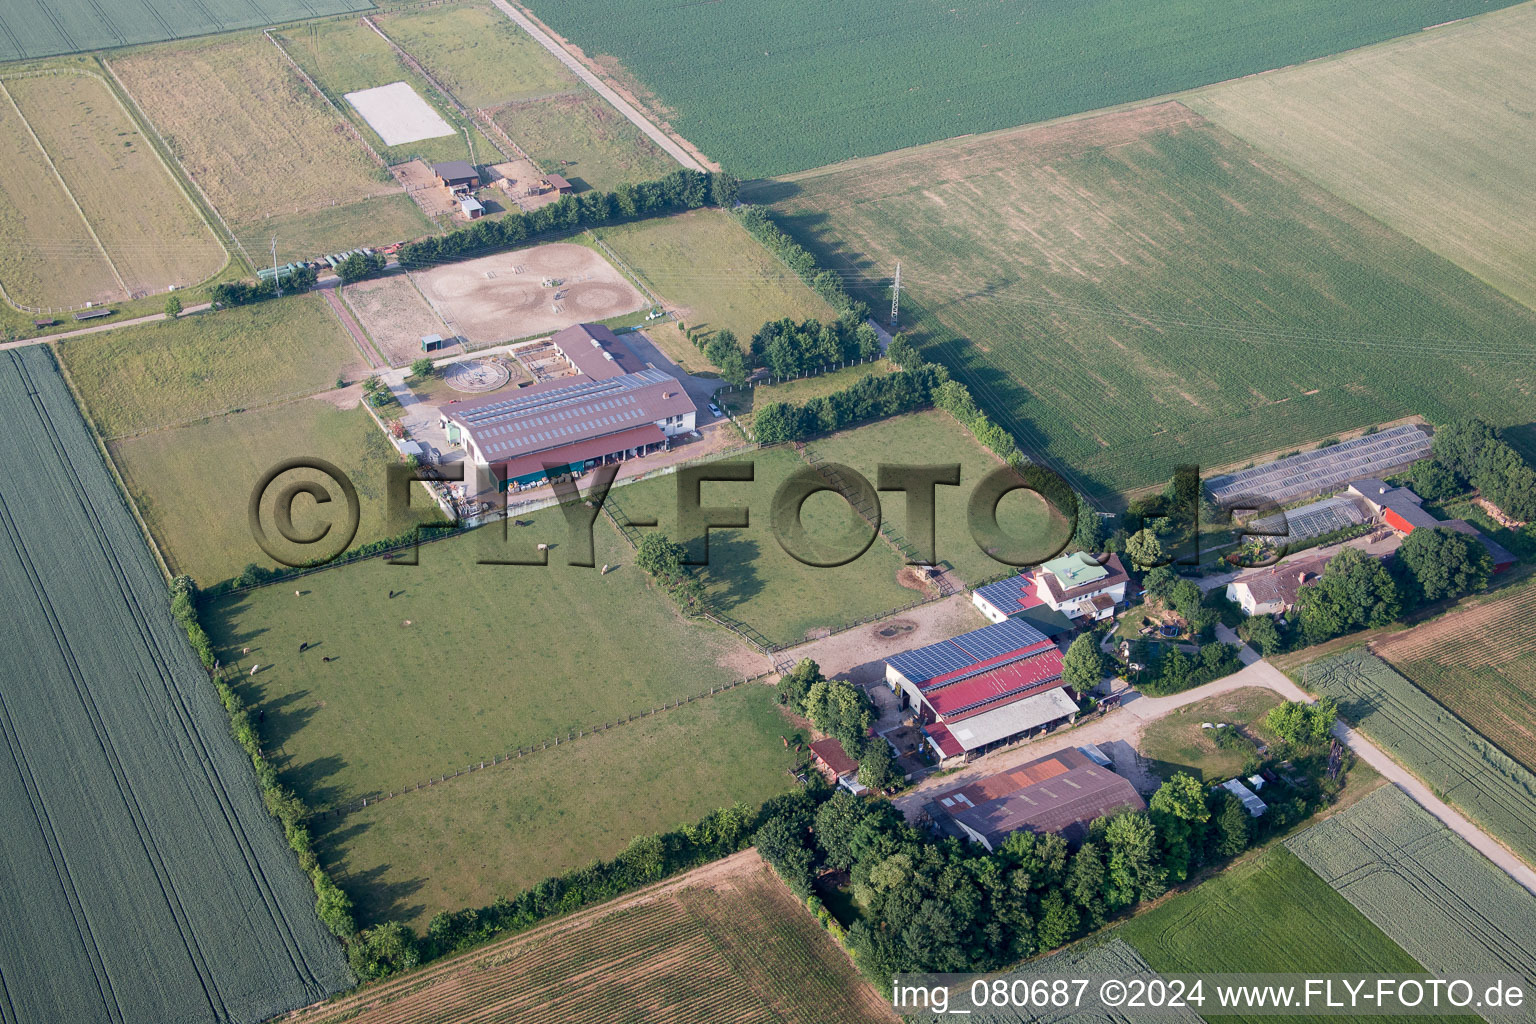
[807,409,1069,585]
[1187,3,1536,312]
[760,104,1536,501]
[522,0,1518,176]
[58,294,366,436]
[111,35,405,259]
[316,685,800,928]
[109,399,411,587]
[0,71,224,307]
[1119,846,1422,1024]
[593,209,837,372]
[378,3,578,110]
[720,361,894,433]
[492,92,678,193]
[1136,687,1284,785]
[608,444,917,647]
[1373,580,1536,773]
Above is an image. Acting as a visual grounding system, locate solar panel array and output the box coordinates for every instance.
[887,618,1050,684]
[1250,496,1367,543]
[1206,424,1430,505]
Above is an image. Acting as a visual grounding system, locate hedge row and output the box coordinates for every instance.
[736,205,867,319]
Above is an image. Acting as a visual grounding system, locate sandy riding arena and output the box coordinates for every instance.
[443,358,512,393]
[413,243,646,348]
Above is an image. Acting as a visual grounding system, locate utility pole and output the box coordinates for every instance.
[271,236,281,296]
[890,261,901,329]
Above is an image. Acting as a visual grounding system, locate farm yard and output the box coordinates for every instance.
[376,3,579,110]
[110,35,410,261]
[109,398,419,587]
[1373,580,1536,774]
[315,685,800,928]
[521,0,1521,177]
[205,503,766,817]
[492,92,678,193]
[1288,786,1536,986]
[806,409,1069,586]
[761,103,1536,500]
[1118,846,1423,1024]
[609,443,918,647]
[57,292,365,436]
[593,209,838,372]
[289,852,893,1024]
[0,70,224,309]
[1302,648,1536,868]
[0,0,371,62]
[1187,2,1536,312]
[412,241,646,348]
[0,346,350,1023]
[343,272,451,365]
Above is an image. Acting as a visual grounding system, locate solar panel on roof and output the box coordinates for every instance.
[888,643,975,684]
[951,618,1049,660]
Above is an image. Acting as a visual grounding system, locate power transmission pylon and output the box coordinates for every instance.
[890,261,901,329]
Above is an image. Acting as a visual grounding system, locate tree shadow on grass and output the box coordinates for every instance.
[695,531,764,616]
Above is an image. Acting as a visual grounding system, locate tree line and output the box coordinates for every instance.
[756,723,1347,991]
[1416,417,1536,522]
[735,205,867,318]
[777,659,900,792]
[691,310,882,387]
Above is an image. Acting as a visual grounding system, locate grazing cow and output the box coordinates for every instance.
[299,642,307,653]
[322,656,333,663]
[250,665,259,676]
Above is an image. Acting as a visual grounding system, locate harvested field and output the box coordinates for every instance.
[413,241,645,347]
[289,852,892,1024]
[1289,786,1536,990]
[110,398,417,587]
[58,293,366,437]
[1188,3,1536,312]
[0,0,371,62]
[592,209,836,372]
[313,685,799,928]
[493,91,678,192]
[1373,580,1536,773]
[609,443,916,647]
[0,71,223,308]
[1303,649,1536,867]
[522,0,1519,177]
[0,78,120,309]
[344,272,450,365]
[763,103,1536,500]
[0,346,350,1023]
[378,3,579,110]
[112,36,399,240]
[1119,846,1422,1024]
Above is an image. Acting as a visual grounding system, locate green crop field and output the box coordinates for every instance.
[291,856,893,1023]
[379,3,578,110]
[999,938,1204,1024]
[1302,648,1536,867]
[807,409,1068,586]
[316,684,800,927]
[493,91,677,193]
[1188,3,1536,313]
[0,71,224,310]
[1372,581,1536,772]
[58,294,367,436]
[608,444,918,647]
[594,209,837,373]
[273,18,495,169]
[0,0,371,62]
[110,398,416,587]
[1289,786,1536,987]
[0,346,350,1023]
[522,0,1520,177]
[762,104,1536,501]
[206,503,765,811]
[1119,846,1422,1024]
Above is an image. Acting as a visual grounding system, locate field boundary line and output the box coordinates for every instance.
[0,80,129,302]
[99,57,256,272]
[263,30,388,170]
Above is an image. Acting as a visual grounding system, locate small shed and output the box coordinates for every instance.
[459,195,484,219]
[420,334,445,352]
[1219,778,1268,818]
[433,160,480,191]
[809,737,859,784]
[543,174,574,194]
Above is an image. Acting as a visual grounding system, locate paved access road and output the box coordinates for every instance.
[489,0,707,172]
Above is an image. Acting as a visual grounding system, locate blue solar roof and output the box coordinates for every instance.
[887,619,1050,684]
[974,575,1027,613]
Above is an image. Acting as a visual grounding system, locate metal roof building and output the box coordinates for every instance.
[931,747,1145,849]
[1206,424,1431,506]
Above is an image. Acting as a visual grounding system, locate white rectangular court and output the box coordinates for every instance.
[344,81,455,146]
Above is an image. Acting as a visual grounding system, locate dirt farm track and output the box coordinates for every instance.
[413,242,645,348]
